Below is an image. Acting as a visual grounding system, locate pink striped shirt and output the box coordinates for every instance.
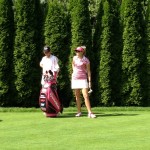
[72,56,90,80]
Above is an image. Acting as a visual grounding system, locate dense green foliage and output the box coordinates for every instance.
[92,1,103,106]
[121,0,148,106]
[99,1,113,106]
[0,0,149,107]
[146,0,150,105]
[0,0,14,106]
[92,0,122,106]
[13,0,42,106]
[69,0,92,53]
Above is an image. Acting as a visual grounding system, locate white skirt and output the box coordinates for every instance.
[71,79,89,89]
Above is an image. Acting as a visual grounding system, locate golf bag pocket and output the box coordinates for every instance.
[39,93,47,112]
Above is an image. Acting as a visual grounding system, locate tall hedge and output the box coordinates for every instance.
[98,0,112,106]
[44,0,71,107]
[0,0,14,106]
[0,0,149,107]
[69,0,92,59]
[146,0,150,105]
[13,0,42,107]
[92,0,122,106]
[92,0,103,106]
[109,0,122,106]
[121,0,148,106]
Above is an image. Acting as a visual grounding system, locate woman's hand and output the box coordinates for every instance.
[88,81,91,89]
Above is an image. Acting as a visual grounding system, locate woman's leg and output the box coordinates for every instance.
[82,88,96,118]
[74,89,81,113]
[82,88,92,113]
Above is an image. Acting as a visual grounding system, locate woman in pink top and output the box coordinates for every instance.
[71,46,96,118]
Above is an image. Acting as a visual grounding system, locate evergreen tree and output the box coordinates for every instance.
[121,0,147,106]
[92,0,122,106]
[35,0,45,60]
[0,0,14,106]
[98,0,112,106]
[44,0,71,107]
[92,0,103,106]
[146,0,150,105]
[69,0,92,56]
[89,0,101,31]
[109,0,122,106]
[13,0,42,106]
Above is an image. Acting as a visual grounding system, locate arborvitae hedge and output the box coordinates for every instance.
[13,0,42,107]
[99,0,112,106]
[44,0,71,107]
[146,0,150,105]
[0,0,14,106]
[121,0,147,106]
[92,0,103,106]
[93,0,122,106]
[109,0,122,106]
[69,0,92,57]
[0,0,149,107]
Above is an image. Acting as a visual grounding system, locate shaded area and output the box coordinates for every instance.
[98,113,139,117]
[55,112,139,118]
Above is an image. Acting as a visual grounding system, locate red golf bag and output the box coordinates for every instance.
[39,70,63,117]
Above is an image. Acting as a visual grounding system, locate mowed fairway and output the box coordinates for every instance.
[0,107,150,150]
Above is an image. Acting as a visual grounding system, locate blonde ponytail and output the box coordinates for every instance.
[81,46,86,55]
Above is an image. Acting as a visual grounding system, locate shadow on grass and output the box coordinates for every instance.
[98,113,139,117]
[57,112,139,118]
[0,120,3,122]
[57,113,76,118]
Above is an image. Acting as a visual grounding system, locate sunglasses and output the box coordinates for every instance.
[43,51,50,54]
[75,50,81,53]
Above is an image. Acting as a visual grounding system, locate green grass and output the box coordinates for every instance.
[0,107,150,150]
